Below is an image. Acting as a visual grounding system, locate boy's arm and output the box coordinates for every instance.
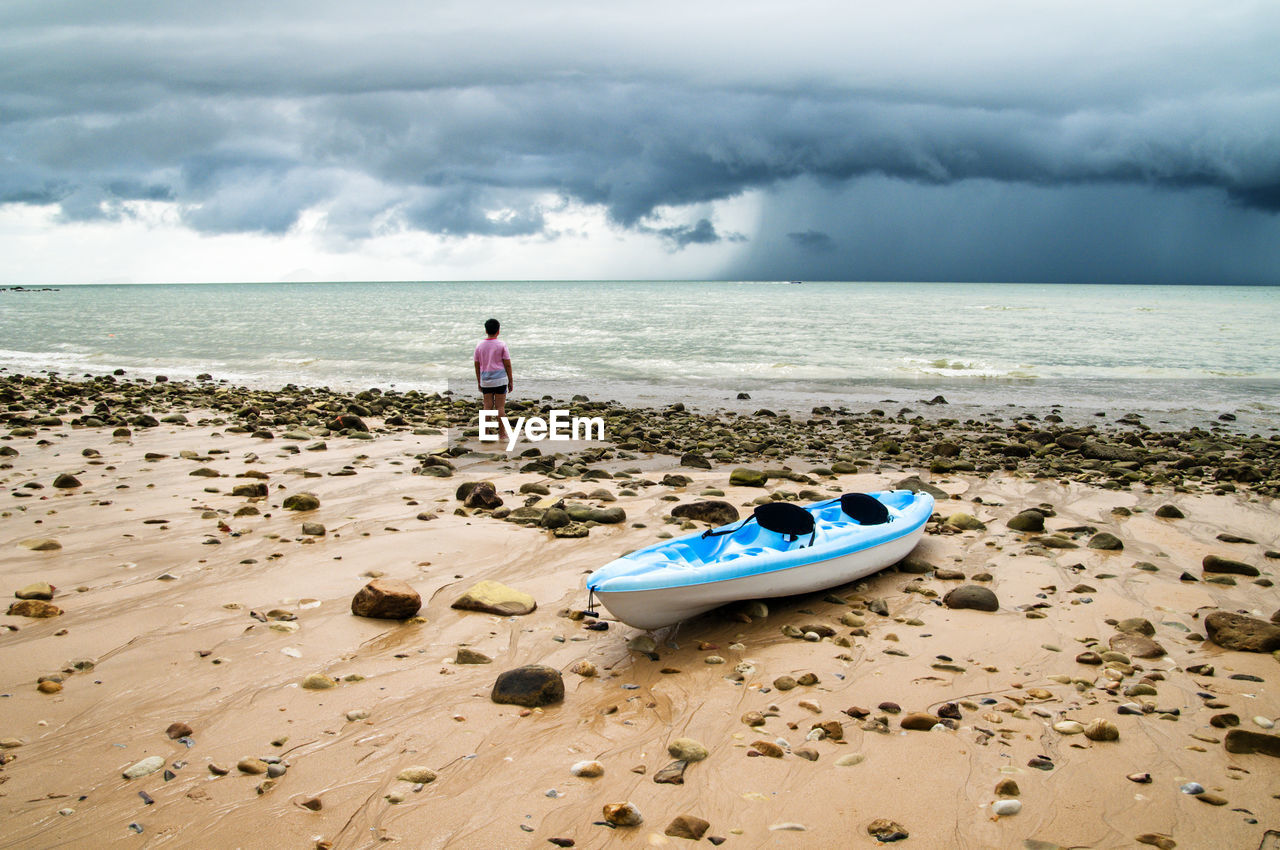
[503,358,513,391]
[474,360,481,388]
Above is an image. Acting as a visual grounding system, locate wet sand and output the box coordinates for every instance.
[1,378,1278,849]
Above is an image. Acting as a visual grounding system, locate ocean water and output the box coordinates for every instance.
[2,281,1278,430]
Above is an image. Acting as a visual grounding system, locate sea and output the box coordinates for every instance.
[2,281,1278,432]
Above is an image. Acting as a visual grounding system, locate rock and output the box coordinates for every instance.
[1007,510,1046,532]
[1154,504,1184,519]
[301,673,337,690]
[14,582,53,600]
[1116,617,1155,636]
[569,660,597,677]
[773,675,797,690]
[571,760,604,778]
[895,555,933,574]
[300,521,326,536]
[944,513,986,531]
[450,580,535,616]
[300,797,323,811]
[603,802,643,827]
[1202,555,1259,577]
[1053,721,1085,735]
[18,538,61,551]
[665,815,711,840]
[679,452,712,470]
[237,758,269,775]
[835,753,866,767]
[7,599,62,618]
[282,493,320,511]
[653,760,687,784]
[491,665,564,707]
[123,756,166,779]
[992,800,1022,816]
[1205,611,1280,652]
[455,647,492,664]
[463,482,504,510]
[564,504,626,524]
[52,473,81,489]
[943,585,999,612]
[1136,834,1177,850]
[327,414,368,432]
[867,819,909,842]
[540,507,570,529]
[729,468,767,487]
[37,680,62,694]
[1223,729,1280,757]
[1109,633,1166,658]
[1087,532,1124,550]
[396,766,437,784]
[1083,719,1120,741]
[351,579,421,619]
[900,712,940,731]
[670,500,740,527]
[995,778,1020,796]
[668,738,709,763]
[751,740,785,758]
[165,722,193,739]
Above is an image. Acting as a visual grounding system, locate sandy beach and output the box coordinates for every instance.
[2,374,1278,849]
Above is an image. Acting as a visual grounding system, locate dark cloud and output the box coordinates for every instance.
[788,230,835,252]
[1,2,1278,281]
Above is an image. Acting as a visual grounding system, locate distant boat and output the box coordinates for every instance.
[789,280,802,284]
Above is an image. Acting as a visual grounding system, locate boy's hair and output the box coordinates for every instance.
[484,318,500,335]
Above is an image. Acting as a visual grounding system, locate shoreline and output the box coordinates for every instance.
[1,373,1278,848]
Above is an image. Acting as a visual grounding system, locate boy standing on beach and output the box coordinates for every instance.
[474,318,514,441]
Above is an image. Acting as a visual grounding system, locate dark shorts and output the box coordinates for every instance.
[480,386,507,396]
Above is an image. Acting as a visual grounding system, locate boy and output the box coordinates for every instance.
[474,318,514,441]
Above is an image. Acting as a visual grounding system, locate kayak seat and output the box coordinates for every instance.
[701,501,817,547]
[839,493,891,525]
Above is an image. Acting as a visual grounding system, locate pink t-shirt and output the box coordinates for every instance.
[474,338,510,386]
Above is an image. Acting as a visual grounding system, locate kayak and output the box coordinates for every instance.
[586,490,934,630]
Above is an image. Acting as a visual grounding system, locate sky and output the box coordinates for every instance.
[2,0,1278,285]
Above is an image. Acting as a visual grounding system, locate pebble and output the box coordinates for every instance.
[1053,720,1085,735]
[1084,719,1119,741]
[1254,716,1275,729]
[301,673,337,690]
[238,758,269,775]
[992,799,1022,816]
[123,756,166,779]
[603,802,643,827]
[668,738,708,762]
[769,823,807,831]
[570,760,604,777]
[1179,781,1205,795]
[835,753,866,767]
[396,766,437,784]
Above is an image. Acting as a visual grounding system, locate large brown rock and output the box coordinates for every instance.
[451,580,535,616]
[670,500,740,527]
[463,482,504,510]
[665,815,710,840]
[1109,633,1166,658]
[350,579,421,619]
[943,585,999,612]
[7,599,62,618]
[1204,610,1280,652]
[491,665,564,707]
[1202,555,1260,577]
[1224,729,1280,757]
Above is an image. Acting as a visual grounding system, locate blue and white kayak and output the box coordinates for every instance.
[586,490,934,630]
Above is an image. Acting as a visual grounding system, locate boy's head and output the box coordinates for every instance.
[484,318,500,336]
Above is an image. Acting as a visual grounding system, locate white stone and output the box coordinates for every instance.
[992,800,1022,816]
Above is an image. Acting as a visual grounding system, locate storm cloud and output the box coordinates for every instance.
[2,0,1278,283]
